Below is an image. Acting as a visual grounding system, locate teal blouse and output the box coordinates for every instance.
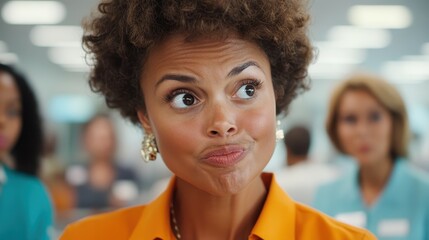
[0,164,54,240]
[313,159,429,240]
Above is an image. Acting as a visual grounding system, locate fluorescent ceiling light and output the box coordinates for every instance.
[1,1,65,24]
[309,62,357,80]
[327,26,391,49]
[0,41,8,52]
[382,61,429,84]
[48,46,93,72]
[349,5,412,29]
[0,52,19,64]
[48,46,87,66]
[314,42,366,64]
[30,26,83,47]
[63,65,91,72]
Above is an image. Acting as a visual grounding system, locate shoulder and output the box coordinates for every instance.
[400,161,429,185]
[294,203,376,239]
[60,205,145,240]
[7,169,50,199]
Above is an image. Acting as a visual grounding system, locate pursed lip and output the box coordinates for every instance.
[200,144,248,168]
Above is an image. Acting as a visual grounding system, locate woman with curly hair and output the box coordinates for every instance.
[0,63,53,240]
[61,0,376,239]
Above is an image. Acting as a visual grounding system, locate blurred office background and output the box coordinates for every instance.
[1,0,428,236]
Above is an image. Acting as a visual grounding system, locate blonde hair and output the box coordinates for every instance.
[326,72,409,159]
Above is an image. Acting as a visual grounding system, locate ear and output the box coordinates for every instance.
[137,109,153,134]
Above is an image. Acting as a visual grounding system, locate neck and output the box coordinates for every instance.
[173,175,267,240]
[359,156,393,206]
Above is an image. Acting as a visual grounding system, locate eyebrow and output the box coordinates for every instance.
[155,61,262,88]
[155,74,197,88]
[227,61,261,77]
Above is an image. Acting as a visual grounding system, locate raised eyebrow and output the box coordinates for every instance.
[227,61,262,78]
[155,74,197,88]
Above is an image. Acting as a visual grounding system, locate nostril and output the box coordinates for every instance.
[209,130,219,136]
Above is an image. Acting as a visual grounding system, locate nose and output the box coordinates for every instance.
[356,120,371,137]
[206,103,238,138]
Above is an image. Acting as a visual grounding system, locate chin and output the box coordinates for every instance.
[208,170,256,196]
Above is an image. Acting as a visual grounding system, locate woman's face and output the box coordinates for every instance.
[0,71,22,159]
[337,89,393,166]
[138,34,277,196]
[83,117,116,160]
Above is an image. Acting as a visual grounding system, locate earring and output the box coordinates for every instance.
[141,133,158,162]
[276,120,284,141]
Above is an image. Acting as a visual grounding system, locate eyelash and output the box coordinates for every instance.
[239,79,262,90]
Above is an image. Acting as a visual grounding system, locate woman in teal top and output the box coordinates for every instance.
[0,64,53,240]
[314,73,429,240]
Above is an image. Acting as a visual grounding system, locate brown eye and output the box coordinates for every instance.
[236,83,257,99]
[170,92,199,109]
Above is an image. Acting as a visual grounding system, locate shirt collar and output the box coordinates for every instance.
[129,177,176,240]
[250,173,295,239]
[129,173,295,240]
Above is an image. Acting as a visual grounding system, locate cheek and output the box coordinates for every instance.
[377,119,393,147]
[240,105,277,160]
[337,123,352,144]
[151,117,201,166]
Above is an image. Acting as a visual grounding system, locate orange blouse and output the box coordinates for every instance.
[60,173,376,240]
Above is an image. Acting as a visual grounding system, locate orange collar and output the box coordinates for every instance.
[129,173,295,240]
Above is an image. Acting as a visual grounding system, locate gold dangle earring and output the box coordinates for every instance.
[276,120,284,141]
[141,133,158,162]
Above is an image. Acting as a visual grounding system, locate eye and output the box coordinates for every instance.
[235,80,260,99]
[369,111,381,122]
[7,108,21,118]
[342,115,357,124]
[169,91,199,109]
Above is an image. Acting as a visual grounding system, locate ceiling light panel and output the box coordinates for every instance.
[348,5,412,29]
[1,1,65,25]
[30,26,83,47]
[327,26,391,49]
[314,42,366,64]
[0,52,19,64]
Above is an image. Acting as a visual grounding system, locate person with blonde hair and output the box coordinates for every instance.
[61,0,376,239]
[314,72,429,240]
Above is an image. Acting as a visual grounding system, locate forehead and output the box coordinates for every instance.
[141,33,269,77]
[0,71,20,101]
[339,89,385,111]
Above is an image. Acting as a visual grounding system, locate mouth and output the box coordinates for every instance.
[357,145,371,153]
[200,145,248,168]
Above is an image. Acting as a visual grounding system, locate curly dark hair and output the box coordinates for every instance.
[0,64,43,176]
[83,0,313,124]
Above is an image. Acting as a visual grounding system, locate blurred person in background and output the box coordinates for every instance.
[68,114,140,210]
[0,63,54,240]
[275,125,340,205]
[60,0,376,239]
[314,73,429,240]
[41,132,75,228]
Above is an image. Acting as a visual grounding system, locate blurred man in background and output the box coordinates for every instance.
[275,125,340,205]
